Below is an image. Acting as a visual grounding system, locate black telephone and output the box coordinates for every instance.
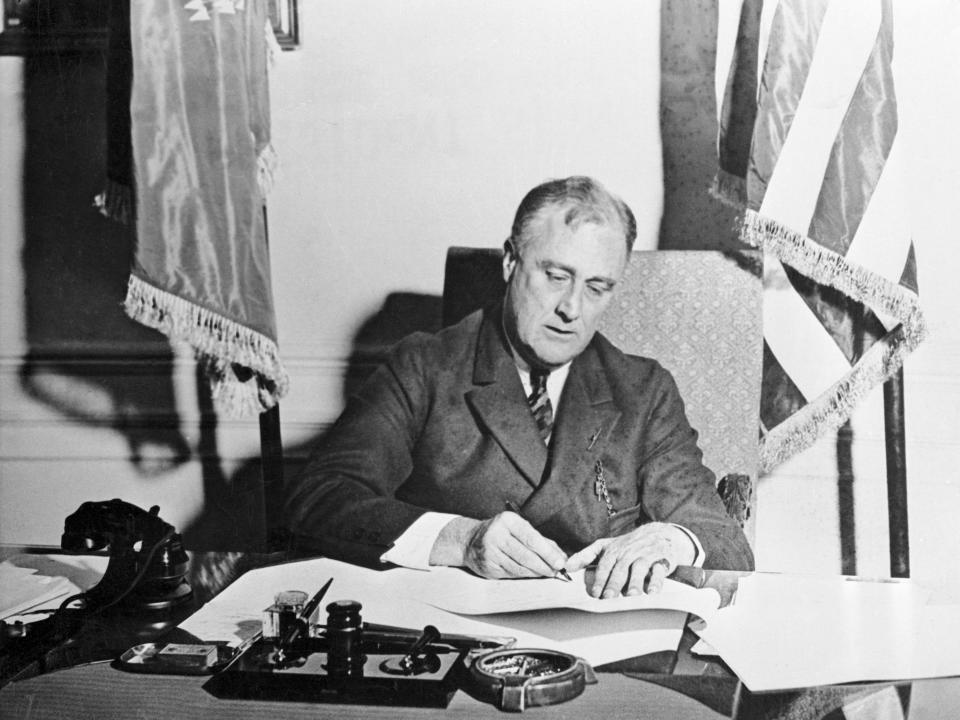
[60,499,193,613]
[1,500,193,685]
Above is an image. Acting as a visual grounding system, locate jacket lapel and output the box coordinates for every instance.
[523,343,622,520]
[465,311,549,489]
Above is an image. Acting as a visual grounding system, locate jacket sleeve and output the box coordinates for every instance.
[284,334,438,567]
[637,367,755,571]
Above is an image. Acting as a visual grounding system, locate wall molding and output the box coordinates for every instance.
[2,337,958,467]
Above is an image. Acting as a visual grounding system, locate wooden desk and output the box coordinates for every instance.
[0,552,954,720]
[0,660,742,720]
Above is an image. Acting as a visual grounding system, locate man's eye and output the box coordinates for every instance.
[546,271,570,283]
[587,283,612,296]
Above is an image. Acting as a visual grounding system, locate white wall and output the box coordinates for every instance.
[268,0,663,438]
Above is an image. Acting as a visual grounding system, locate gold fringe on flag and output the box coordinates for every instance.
[741,209,927,472]
[124,274,289,416]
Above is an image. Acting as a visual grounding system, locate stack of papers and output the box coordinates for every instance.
[0,553,108,621]
[0,561,81,619]
[692,573,960,691]
[179,558,722,666]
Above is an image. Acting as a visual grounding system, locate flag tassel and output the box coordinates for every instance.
[759,322,916,472]
[124,274,289,416]
[741,210,926,346]
[741,209,927,471]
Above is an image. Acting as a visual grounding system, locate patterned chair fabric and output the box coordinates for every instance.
[442,248,763,546]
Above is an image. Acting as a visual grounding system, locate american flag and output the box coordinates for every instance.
[713,0,926,473]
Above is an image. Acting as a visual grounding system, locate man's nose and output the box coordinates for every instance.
[556,284,583,321]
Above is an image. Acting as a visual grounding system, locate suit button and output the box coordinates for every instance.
[353,529,364,539]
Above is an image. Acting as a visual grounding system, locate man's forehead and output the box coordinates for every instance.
[534,205,625,245]
[528,216,627,278]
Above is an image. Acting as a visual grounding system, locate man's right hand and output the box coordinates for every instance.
[429,513,568,579]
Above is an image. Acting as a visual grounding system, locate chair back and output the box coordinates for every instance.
[442,247,763,544]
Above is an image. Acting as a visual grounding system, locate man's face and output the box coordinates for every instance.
[502,207,628,370]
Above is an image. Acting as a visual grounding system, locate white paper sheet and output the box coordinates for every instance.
[693,572,960,691]
[0,555,105,619]
[179,558,709,666]
[407,565,721,619]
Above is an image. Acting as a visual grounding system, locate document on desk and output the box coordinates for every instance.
[1,562,74,619]
[179,558,719,666]
[0,556,104,620]
[411,565,720,619]
[692,572,960,691]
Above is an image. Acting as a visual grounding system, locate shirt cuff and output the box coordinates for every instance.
[379,512,462,570]
[670,524,705,568]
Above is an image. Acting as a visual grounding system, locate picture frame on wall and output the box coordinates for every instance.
[269,0,300,50]
[0,0,300,55]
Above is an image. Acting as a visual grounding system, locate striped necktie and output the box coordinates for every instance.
[528,369,553,444]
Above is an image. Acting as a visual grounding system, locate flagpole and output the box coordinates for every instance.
[883,368,909,578]
[260,206,286,550]
[260,402,285,549]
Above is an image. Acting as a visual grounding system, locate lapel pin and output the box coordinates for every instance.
[586,428,601,449]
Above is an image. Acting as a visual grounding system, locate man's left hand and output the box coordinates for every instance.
[564,522,695,597]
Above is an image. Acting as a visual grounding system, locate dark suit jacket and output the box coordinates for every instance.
[287,306,754,571]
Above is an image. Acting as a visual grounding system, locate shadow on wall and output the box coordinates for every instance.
[19,51,190,473]
[18,51,251,551]
[16,48,444,552]
[342,293,444,401]
[214,292,444,552]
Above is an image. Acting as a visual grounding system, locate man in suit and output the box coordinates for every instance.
[287,176,754,598]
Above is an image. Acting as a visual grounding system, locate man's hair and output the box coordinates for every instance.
[509,176,637,254]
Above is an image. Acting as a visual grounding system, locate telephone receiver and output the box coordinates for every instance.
[61,499,193,614]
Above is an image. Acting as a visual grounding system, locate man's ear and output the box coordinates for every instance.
[502,239,518,282]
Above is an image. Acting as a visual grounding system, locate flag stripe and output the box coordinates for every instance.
[808,1,896,257]
[768,0,902,365]
[746,0,828,212]
[756,0,779,90]
[846,139,916,308]
[714,0,745,126]
[713,0,763,207]
[761,253,851,402]
[754,0,880,393]
[756,2,881,232]
[760,342,807,431]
